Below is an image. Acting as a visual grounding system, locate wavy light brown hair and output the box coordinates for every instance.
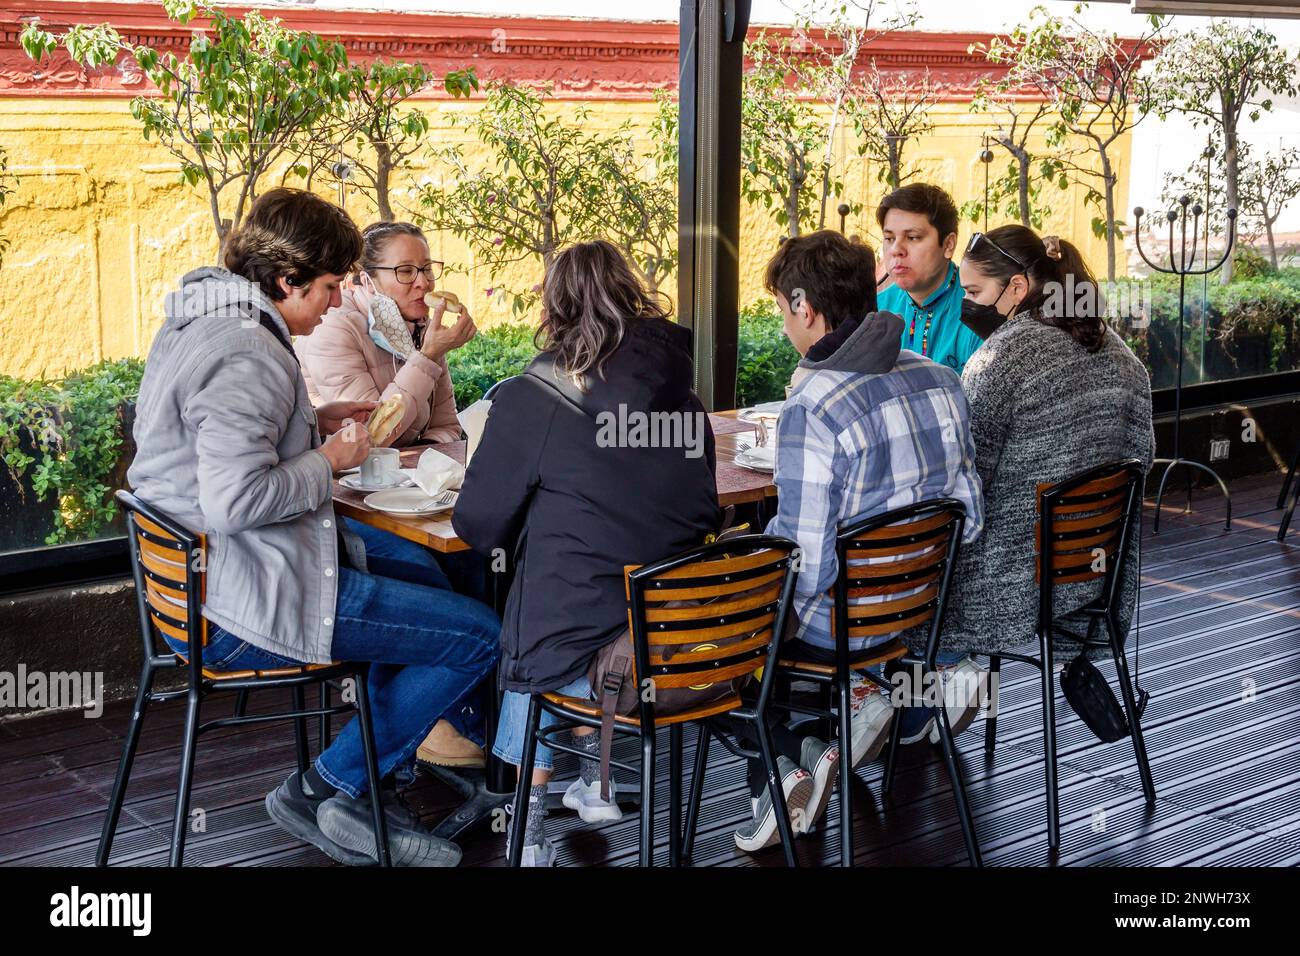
[223,188,363,302]
[536,240,670,386]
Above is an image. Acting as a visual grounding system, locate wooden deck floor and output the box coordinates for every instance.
[4,473,1300,867]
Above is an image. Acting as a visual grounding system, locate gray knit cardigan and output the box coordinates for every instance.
[915,310,1155,660]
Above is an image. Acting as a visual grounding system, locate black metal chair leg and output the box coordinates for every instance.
[292,685,310,774]
[836,676,854,867]
[638,731,656,867]
[881,691,905,795]
[1279,444,1300,508]
[508,695,541,867]
[318,682,331,753]
[233,688,249,718]
[168,689,202,867]
[1108,616,1156,807]
[682,723,710,861]
[1039,634,1061,851]
[755,718,800,867]
[352,667,391,867]
[97,664,156,866]
[934,702,982,866]
[820,682,835,742]
[1280,474,1300,542]
[984,655,1001,755]
[669,724,683,867]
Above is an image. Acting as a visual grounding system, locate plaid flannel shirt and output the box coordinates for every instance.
[765,351,984,652]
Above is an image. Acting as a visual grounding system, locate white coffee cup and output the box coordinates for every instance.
[360,447,401,486]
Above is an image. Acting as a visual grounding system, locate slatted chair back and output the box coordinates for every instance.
[624,534,799,720]
[117,490,206,662]
[1035,460,1144,606]
[833,499,967,665]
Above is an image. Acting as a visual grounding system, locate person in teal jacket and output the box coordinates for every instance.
[875,183,984,374]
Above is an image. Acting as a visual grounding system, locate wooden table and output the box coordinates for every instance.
[331,412,777,551]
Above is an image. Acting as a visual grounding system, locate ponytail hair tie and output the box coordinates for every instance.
[1043,235,1063,260]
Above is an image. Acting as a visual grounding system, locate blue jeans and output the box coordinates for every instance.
[342,519,487,743]
[494,676,593,772]
[175,563,500,797]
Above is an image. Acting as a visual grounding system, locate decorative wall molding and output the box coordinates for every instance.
[0,0,1031,99]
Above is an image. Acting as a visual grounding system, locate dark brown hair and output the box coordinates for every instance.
[359,221,427,277]
[763,230,877,331]
[962,224,1106,351]
[223,188,363,301]
[537,240,670,385]
[876,182,959,242]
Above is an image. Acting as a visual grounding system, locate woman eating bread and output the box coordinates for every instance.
[297,221,476,449]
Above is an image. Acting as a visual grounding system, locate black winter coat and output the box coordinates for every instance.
[451,317,722,693]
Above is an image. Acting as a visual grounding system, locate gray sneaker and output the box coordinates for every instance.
[316,790,462,867]
[504,801,557,867]
[795,736,840,835]
[734,756,814,853]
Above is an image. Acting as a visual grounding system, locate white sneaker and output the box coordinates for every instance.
[734,756,814,853]
[562,777,624,823]
[928,657,988,744]
[850,687,894,768]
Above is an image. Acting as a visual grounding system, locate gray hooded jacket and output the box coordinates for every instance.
[127,268,339,664]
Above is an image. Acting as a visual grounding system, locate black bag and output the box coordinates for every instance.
[1060,653,1129,743]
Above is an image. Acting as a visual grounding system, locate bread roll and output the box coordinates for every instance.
[427,290,463,314]
[367,393,406,446]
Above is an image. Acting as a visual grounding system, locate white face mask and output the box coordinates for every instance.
[361,273,416,359]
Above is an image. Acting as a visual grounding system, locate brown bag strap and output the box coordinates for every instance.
[599,656,629,801]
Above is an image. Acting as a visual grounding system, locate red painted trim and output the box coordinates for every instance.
[0,1,1142,100]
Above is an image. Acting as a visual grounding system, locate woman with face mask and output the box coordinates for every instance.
[296,221,487,769]
[906,224,1154,744]
[297,221,476,448]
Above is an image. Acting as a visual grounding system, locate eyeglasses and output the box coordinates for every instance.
[371,261,444,284]
[966,232,1027,272]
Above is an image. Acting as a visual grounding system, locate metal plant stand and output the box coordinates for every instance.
[1132,196,1237,533]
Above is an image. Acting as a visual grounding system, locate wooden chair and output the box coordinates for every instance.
[776,498,982,867]
[982,459,1155,851]
[507,535,801,867]
[99,491,392,866]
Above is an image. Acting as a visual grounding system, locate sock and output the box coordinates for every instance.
[301,765,337,801]
[575,731,602,786]
[525,783,548,847]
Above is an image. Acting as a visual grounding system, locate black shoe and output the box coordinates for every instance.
[317,789,462,867]
[265,772,376,866]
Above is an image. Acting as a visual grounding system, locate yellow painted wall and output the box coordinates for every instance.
[0,95,1130,380]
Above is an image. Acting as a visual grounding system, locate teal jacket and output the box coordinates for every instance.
[877,261,983,374]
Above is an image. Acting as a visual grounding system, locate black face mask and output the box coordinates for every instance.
[959,296,1008,341]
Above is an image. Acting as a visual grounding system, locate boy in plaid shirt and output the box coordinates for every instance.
[731,231,983,854]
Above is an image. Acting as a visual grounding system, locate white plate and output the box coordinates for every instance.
[363,488,459,516]
[737,401,785,422]
[734,447,775,473]
[340,472,411,492]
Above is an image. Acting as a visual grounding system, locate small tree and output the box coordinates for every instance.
[419,83,675,313]
[1241,146,1300,271]
[741,32,833,239]
[792,0,918,228]
[963,69,1066,228]
[295,61,478,222]
[1153,21,1298,283]
[22,0,354,252]
[985,4,1166,282]
[848,62,936,191]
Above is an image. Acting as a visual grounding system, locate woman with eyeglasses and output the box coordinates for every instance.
[909,223,1153,743]
[297,221,475,448]
[296,221,488,769]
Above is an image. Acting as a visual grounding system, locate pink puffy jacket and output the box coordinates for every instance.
[297,287,461,446]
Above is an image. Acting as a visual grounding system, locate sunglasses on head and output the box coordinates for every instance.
[966,232,1028,272]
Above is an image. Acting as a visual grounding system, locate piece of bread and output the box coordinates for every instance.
[367,393,406,446]
[427,290,463,314]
